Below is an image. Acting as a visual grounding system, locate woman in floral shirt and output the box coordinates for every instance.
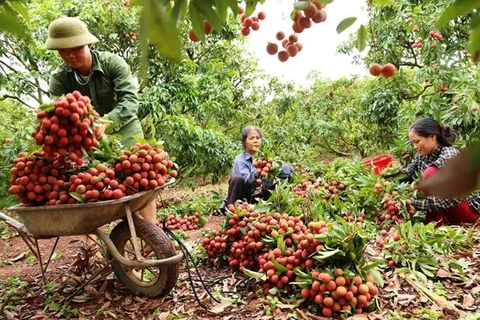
[403,117,479,225]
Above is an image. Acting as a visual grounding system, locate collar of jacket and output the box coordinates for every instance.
[242,151,253,161]
[422,144,445,162]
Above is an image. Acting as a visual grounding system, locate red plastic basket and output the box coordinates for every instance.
[362,154,393,175]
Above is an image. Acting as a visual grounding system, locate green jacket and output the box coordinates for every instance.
[49,50,143,147]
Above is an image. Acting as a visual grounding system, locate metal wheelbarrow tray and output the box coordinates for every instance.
[8,185,162,237]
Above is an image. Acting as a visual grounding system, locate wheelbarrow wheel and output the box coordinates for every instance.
[109,218,179,297]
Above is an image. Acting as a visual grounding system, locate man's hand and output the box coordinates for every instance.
[93,116,113,140]
[94,123,108,139]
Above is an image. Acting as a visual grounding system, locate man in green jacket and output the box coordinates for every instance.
[44,17,157,225]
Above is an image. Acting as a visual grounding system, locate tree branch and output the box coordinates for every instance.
[0,60,49,99]
[338,134,364,156]
[0,94,32,108]
[0,64,11,80]
[405,42,422,68]
[399,60,423,68]
[403,84,432,100]
[0,59,17,73]
[321,138,353,157]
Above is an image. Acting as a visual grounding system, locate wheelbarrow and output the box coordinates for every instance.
[0,178,182,298]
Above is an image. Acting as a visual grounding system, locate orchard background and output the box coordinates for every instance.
[0,0,480,319]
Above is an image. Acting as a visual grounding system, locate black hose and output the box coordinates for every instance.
[162,218,221,308]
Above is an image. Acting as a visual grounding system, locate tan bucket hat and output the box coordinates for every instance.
[45,17,99,50]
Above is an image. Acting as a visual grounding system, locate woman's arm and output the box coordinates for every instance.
[232,155,259,186]
[411,196,461,212]
[400,154,420,180]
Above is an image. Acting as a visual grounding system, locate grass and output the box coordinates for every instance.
[0,194,18,209]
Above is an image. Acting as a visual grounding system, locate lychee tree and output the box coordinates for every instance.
[339,0,480,147]
[276,70,421,159]
[2,0,480,63]
[0,0,299,184]
[338,0,480,199]
[0,0,143,106]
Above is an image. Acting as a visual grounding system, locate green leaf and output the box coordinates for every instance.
[468,26,480,63]
[317,0,333,4]
[198,215,208,227]
[331,223,347,238]
[243,268,267,280]
[412,270,428,282]
[271,258,288,273]
[293,267,311,279]
[268,286,279,295]
[69,192,85,203]
[39,103,55,113]
[356,24,367,52]
[418,264,435,278]
[314,248,340,261]
[171,0,188,24]
[336,17,357,34]
[244,0,260,17]
[368,269,384,287]
[363,260,383,271]
[294,1,309,10]
[226,0,239,14]
[193,0,222,30]
[215,0,228,24]
[372,0,395,5]
[0,8,26,37]
[469,11,480,29]
[276,235,285,254]
[394,267,410,274]
[289,281,310,286]
[254,203,270,213]
[436,0,480,29]
[450,260,469,273]
[142,0,182,62]
[6,0,29,20]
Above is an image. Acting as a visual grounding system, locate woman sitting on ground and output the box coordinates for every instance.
[399,117,480,225]
[220,125,293,212]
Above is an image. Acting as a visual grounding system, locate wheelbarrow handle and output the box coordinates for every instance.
[164,177,176,188]
[0,211,25,231]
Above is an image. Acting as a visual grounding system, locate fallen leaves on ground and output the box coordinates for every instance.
[0,221,479,319]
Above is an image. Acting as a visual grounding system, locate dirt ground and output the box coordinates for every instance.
[0,183,226,279]
[1,183,479,320]
[0,183,247,319]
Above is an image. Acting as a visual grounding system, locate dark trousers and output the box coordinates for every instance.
[224,175,252,206]
[222,174,275,210]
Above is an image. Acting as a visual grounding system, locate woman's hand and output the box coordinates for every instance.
[381,167,401,179]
